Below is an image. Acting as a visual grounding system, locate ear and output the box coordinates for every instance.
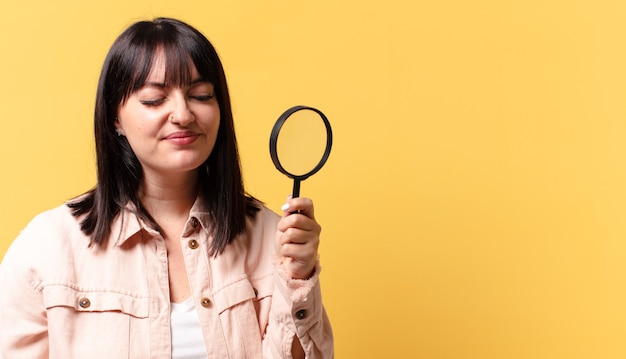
[114,118,125,136]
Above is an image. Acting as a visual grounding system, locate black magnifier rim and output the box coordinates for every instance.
[269,105,333,181]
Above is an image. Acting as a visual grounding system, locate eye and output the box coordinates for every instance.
[136,86,168,106]
[140,98,165,107]
[188,81,215,102]
[191,94,215,102]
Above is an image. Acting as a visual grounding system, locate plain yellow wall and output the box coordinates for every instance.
[2,0,626,358]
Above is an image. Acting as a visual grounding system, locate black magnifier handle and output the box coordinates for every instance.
[289,179,302,215]
[292,179,301,199]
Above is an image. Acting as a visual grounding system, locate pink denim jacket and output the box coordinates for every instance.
[0,199,333,358]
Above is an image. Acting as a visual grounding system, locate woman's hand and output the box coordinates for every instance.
[275,197,321,280]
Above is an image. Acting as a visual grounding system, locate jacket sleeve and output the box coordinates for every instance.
[262,261,334,358]
[0,225,49,359]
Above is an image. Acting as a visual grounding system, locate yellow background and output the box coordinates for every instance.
[1,0,626,358]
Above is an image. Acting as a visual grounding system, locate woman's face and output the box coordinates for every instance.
[115,54,220,180]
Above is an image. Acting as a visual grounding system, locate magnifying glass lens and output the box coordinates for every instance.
[276,110,329,177]
[269,105,333,199]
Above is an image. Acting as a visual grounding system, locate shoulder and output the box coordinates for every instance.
[256,203,280,222]
[1,203,87,283]
[247,202,280,234]
[18,203,82,244]
[236,202,279,260]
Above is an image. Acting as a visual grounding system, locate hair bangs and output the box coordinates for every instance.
[119,24,217,103]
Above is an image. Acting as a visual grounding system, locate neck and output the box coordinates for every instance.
[139,169,199,222]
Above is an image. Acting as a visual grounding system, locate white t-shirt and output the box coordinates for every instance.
[170,297,209,359]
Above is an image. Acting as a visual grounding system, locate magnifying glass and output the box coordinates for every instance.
[269,105,333,198]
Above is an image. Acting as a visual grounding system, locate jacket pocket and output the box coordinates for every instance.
[212,277,264,358]
[212,277,257,314]
[42,285,149,359]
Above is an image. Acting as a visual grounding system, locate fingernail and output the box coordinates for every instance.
[281,203,290,212]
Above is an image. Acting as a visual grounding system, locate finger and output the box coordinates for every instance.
[276,216,321,236]
[278,241,318,259]
[278,227,319,245]
[279,239,319,278]
[280,197,315,219]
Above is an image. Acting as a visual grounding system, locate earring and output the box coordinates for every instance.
[116,129,124,137]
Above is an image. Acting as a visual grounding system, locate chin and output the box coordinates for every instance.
[175,153,210,169]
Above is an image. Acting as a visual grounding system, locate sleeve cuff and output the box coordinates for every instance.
[274,258,321,303]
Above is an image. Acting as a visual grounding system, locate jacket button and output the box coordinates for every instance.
[201,297,211,307]
[188,239,199,249]
[191,218,199,228]
[295,309,307,320]
[78,297,91,309]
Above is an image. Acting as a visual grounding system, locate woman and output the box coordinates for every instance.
[0,17,333,358]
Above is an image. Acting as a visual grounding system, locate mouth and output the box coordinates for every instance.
[164,131,200,145]
[165,131,199,139]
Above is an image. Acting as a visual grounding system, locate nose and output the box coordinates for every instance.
[169,93,194,125]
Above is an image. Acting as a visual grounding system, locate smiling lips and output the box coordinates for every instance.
[164,131,200,145]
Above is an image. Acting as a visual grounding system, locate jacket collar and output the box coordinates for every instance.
[111,194,212,246]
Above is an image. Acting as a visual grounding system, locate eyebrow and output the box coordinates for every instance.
[143,77,208,89]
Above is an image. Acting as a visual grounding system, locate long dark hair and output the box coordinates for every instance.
[68,17,258,255]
